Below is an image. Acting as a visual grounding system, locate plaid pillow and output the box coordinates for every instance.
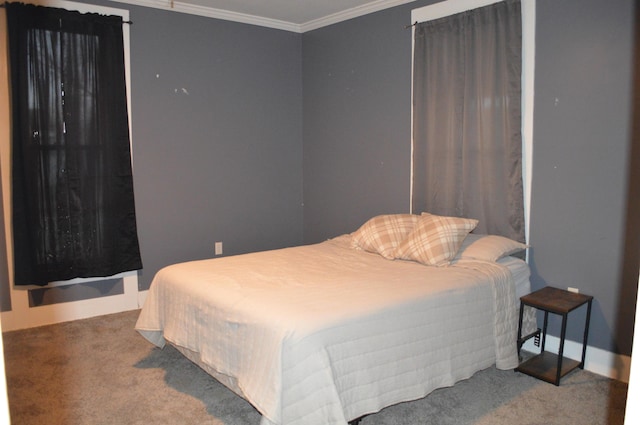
[394,213,478,266]
[351,214,419,259]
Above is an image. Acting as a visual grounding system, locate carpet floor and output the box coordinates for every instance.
[2,309,629,425]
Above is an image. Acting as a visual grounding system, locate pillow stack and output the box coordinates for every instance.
[351,212,527,266]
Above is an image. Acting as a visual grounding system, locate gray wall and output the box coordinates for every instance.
[125,6,304,290]
[301,0,638,355]
[529,0,637,354]
[302,4,425,242]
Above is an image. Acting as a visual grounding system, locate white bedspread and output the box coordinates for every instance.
[136,235,520,425]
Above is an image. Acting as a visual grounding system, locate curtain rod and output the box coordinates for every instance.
[0,2,133,24]
[405,21,417,29]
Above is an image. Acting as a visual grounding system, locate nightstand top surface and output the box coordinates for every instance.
[520,286,593,314]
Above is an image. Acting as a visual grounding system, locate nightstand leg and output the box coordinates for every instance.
[580,300,593,369]
[517,303,525,355]
[541,311,549,352]
[556,313,568,386]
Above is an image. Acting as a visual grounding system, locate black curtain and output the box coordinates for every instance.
[7,3,142,286]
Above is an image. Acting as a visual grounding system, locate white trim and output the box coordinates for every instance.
[0,316,8,425]
[0,274,139,332]
[521,336,631,383]
[521,0,535,246]
[108,0,416,33]
[14,269,134,290]
[409,18,415,213]
[410,0,535,244]
[110,0,300,32]
[300,0,416,33]
[412,0,505,22]
[0,0,141,332]
[624,272,640,423]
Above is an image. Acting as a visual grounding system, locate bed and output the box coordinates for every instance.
[136,213,535,425]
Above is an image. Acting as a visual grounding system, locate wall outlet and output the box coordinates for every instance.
[215,241,223,256]
[568,287,579,294]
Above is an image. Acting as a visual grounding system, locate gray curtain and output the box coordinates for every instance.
[412,0,525,242]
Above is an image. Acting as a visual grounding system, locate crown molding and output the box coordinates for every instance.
[108,0,300,31]
[300,0,415,32]
[108,0,416,33]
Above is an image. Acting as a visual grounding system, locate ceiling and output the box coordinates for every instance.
[111,0,416,32]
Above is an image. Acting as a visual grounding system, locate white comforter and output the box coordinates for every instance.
[136,235,519,425]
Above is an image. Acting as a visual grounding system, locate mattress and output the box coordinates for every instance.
[136,234,532,425]
[499,255,530,300]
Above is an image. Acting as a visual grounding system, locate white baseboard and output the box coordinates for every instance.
[522,336,631,383]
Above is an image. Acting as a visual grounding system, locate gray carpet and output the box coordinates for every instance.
[2,310,628,425]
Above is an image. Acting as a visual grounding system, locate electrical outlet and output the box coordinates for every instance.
[215,241,223,256]
[568,287,579,294]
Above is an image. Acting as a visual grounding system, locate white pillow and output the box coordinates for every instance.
[455,234,528,262]
[394,213,478,266]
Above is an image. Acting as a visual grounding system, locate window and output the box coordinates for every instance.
[6,2,142,286]
[411,0,535,242]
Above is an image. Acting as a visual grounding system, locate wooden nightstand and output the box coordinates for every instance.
[515,286,593,386]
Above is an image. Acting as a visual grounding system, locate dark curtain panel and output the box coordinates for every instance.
[412,0,525,242]
[7,3,142,286]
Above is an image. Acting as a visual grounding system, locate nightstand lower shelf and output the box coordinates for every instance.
[516,352,581,385]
